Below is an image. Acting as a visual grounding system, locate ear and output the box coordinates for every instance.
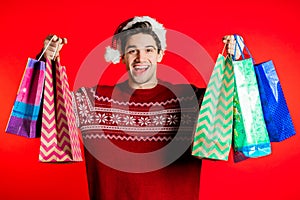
[121,55,125,64]
[157,50,164,63]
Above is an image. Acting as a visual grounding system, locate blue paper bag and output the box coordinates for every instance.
[254,60,296,142]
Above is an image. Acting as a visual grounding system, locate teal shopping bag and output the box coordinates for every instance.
[232,35,271,161]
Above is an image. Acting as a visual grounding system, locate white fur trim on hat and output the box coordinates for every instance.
[104,16,166,64]
[104,46,121,64]
[122,16,167,50]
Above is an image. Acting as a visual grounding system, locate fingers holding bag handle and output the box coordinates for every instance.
[222,34,245,60]
[41,34,67,61]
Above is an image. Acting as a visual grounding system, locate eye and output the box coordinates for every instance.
[127,49,137,55]
[146,47,155,53]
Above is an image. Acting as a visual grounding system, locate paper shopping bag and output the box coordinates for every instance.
[192,54,234,160]
[232,56,271,159]
[6,58,45,138]
[231,34,272,160]
[39,58,82,162]
[254,60,296,142]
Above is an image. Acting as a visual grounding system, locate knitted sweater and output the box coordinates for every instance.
[72,80,204,200]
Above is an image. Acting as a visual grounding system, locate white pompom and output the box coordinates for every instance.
[104,46,121,64]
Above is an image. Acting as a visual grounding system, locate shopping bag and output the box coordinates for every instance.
[254,60,296,142]
[5,58,45,138]
[192,53,234,160]
[39,58,82,162]
[232,35,271,159]
[5,36,60,138]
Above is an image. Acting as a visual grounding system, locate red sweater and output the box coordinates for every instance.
[72,80,204,200]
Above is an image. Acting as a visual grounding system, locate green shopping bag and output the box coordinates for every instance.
[192,53,234,160]
[232,35,271,160]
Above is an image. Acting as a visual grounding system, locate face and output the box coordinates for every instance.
[122,33,163,89]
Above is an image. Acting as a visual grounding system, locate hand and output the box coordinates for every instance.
[222,35,244,60]
[43,34,67,60]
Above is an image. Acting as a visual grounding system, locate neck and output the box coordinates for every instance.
[128,79,158,89]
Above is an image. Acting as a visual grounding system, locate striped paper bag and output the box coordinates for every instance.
[39,58,82,162]
[192,54,234,160]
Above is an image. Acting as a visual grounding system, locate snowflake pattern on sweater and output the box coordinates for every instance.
[71,80,205,200]
[72,81,203,142]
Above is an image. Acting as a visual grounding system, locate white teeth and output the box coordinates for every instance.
[135,65,148,69]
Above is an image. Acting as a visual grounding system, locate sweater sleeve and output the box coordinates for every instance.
[190,85,206,108]
[71,86,96,129]
[71,87,88,128]
[71,90,80,128]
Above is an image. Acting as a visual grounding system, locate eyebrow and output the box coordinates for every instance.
[125,45,157,50]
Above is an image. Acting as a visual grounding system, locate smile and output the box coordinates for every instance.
[133,65,149,74]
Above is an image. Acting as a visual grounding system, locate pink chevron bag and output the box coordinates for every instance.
[39,58,82,162]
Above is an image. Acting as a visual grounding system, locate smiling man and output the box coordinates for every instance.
[124,33,163,89]
[41,16,237,200]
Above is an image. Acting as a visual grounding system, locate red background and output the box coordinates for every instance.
[1,0,299,199]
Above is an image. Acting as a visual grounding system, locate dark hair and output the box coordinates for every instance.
[112,19,162,55]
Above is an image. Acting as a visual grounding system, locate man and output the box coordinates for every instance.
[42,16,240,200]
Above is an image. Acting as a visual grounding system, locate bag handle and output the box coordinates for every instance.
[233,34,254,63]
[221,43,234,60]
[221,43,227,56]
[37,35,59,61]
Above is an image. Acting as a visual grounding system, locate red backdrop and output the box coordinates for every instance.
[1,0,299,199]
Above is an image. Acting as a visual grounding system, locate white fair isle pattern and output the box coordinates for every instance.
[82,133,192,142]
[72,87,198,141]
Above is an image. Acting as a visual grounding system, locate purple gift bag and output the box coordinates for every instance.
[6,35,57,138]
[6,58,46,138]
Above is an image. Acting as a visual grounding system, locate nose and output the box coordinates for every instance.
[135,50,147,62]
